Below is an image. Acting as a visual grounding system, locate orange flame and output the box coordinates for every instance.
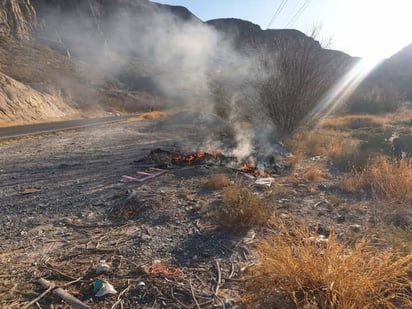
[172,146,221,165]
[240,161,271,177]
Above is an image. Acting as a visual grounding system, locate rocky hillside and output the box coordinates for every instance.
[0,0,36,39]
[0,0,357,123]
[374,43,412,100]
[0,71,77,123]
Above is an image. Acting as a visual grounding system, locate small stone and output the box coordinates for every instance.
[349,224,362,233]
[336,215,345,223]
[141,234,151,241]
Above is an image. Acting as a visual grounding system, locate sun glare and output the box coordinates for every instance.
[306,57,383,125]
[338,0,412,59]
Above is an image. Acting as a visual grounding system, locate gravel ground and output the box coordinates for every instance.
[0,118,381,308]
[0,120,172,246]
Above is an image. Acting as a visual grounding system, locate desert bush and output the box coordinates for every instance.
[202,174,231,190]
[303,165,327,181]
[341,172,364,193]
[341,155,412,202]
[215,184,271,233]
[255,33,350,135]
[243,223,412,308]
[364,156,412,200]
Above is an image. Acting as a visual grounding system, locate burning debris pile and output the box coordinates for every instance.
[133,146,283,178]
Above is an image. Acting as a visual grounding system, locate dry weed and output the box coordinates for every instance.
[285,153,303,170]
[365,156,412,201]
[385,225,412,255]
[286,129,349,158]
[389,105,412,123]
[341,173,363,193]
[303,165,327,181]
[333,144,370,172]
[202,174,231,190]
[320,115,388,130]
[341,156,412,202]
[243,223,412,308]
[268,184,296,199]
[215,184,271,233]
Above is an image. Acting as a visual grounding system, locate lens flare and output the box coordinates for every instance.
[306,57,383,125]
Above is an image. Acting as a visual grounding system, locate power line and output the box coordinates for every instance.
[266,0,288,29]
[285,0,311,28]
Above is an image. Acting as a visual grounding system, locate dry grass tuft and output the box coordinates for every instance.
[333,144,371,172]
[203,174,231,190]
[320,115,388,130]
[285,153,303,170]
[303,165,327,181]
[243,223,412,308]
[127,111,170,122]
[341,155,412,201]
[364,156,412,200]
[341,172,363,193]
[215,184,271,233]
[385,225,412,255]
[286,129,349,158]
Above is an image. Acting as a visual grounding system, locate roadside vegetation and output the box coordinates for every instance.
[235,102,412,307]
[243,222,412,308]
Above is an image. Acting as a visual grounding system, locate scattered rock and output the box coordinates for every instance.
[349,224,362,233]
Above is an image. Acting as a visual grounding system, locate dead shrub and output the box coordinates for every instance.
[303,165,327,181]
[286,129,348,158]
[385,225,412,255]
[285,153,303,170]
[243,223,412,308]
[203,174,231,190]
[341,155,412,202]
[364,156,412,201]
[215,184,271,233]
[341,173,363,193]
[269,184,296,199]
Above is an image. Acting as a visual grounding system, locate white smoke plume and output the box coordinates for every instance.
[34,0,275,159]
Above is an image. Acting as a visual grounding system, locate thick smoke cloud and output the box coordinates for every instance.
[35,0,275,161]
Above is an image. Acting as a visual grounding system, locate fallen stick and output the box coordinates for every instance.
[37,278,90,309]
[214,259,222,297]
[111,284,131,309]
[189,279,201,309]
[22,285,53,309]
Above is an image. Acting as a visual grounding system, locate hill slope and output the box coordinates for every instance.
[1,0,357,124]
[0,71,77,123]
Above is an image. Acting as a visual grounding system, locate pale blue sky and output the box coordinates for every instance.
[152,0,412,59]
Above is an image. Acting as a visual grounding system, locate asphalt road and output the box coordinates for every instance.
[0,115,131,139]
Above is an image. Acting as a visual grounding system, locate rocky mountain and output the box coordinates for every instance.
[0,0,36,39]
[0,0,357,123]
[0,71,77,123]
[374,43,412,100]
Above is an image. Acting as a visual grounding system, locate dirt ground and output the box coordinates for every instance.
[0,117,381,308]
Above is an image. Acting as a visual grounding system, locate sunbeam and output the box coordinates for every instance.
[305,57,384,127]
